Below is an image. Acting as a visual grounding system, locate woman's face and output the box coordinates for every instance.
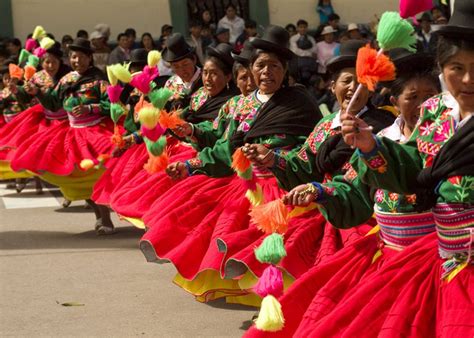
[202,11,211,23]
[236,66,257,96]
[331,67,369,114]
[69,50,91,74]
[42,53,61,77]
[202,59,230,97]
[142,35,153,50]
[324,33,335,43]
[442,49,474,114]
[391,77,440,130]
[170,57,196,82]
[252,52,286,95]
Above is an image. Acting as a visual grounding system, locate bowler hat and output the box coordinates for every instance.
[161,33,195,62]
[326,40,365,73]
[231,40,255,65]
[130,48,148,68]
[68,38,93,55]
[251,25,294,60]
[206,43,235,68]
[436,0,474,40]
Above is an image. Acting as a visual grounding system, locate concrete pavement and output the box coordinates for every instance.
[0,183,255,337]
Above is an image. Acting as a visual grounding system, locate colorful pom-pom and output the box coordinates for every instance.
[110,103,125,124]
[253,265,284,298]
[79,159,95,171]
[255,295,285,332]
[144,136,167,157]
[147,50,162,67]
[27,55,40,68]
[255,233,287,265]
[9,64,24,80]
[143,152,169,174]
[141,124,166,142]
[19,49,32,64]
[39,37,55,50]
[232,147,252,173]
[158,110,185,129]
[106,66,118,86]
[246,184,264,207]
[24,65,36,81]
[33,47,47,58]
[149,88,174,110]
[356,45,396,91]
[399,0,433,19]
[106,84,123,103]
[32,26,47,40]
[250,199,289,234]
[110,64,132,83]
[111,125,125,148]
[130,72,152,94]
[376,11,417,52]
[138,106,160,129]
[25,38,38,52]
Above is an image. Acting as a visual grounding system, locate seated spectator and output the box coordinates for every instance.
[94,23,111,44]
[201,9,216,35]
[125,28,139,50]
[290,19,318,58]
[61,35,73,66]
[210,27,230,48]
[235,19,258,52]
[416,12,437,54]
[186,20,206,66]
[347,23,364,40]
[315,25,339,75]
[6,38,21,63]
[76,29,88,39]
[90,31,111,72]
[217,4,245,45]
[285,23,297,37]
[157,24,173,51]
[108,33,130,65]
[141,32,158,52]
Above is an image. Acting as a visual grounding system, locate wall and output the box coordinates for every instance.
[268,0,399,28]
[11,0,171,40]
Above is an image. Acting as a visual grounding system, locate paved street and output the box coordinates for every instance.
[0,181,254,337]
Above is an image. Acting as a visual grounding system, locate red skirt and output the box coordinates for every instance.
[109,139,197,219]
[283,233,473,338]
[11,118,115,175]
[92,142,149,206]
[0,105,65,161]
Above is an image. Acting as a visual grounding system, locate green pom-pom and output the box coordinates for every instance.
[148,88,173,110]
[377,11,417,52]
[110,103,125,123]
[237,167,253,180]
[27,55,40,68]
[19,49,32,64]
[255,233,287,265]
[145,136,167,156]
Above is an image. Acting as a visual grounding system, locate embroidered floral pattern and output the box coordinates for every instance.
[364,152,388,173]
[189,87,209,112]
[187,157,203,168]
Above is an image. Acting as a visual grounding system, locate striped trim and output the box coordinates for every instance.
[4,112,21,123]
[44,108,67,120]
[68,114,104,128]
[375,210,435,249]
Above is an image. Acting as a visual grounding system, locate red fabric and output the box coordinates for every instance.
[11,118,115,175]
[92,142,149,205]
[109,138,197,219]
[0,105,64,161]
[267,232,474,338]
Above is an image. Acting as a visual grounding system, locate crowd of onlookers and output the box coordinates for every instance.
[0,1,452,113]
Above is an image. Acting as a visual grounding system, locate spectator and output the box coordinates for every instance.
[94,23,111,43]
[315,26,339,75]
[416,12,437,54]
[157,24,173,51]
[290,19,317,57]
[61,35,73,66]
[186,20,206,66]
[90,31,111,72]
[125,28,139,50]
[285,23,297,37]
[141,32,158,52]
[316,0,334,25]
[217,4,245,45]
[108,33,130,65]
[76,29,88,39]
[6,38,21,61]
[235,19,258,52]
[201,9,216,35]
[347,23,363,40]
[210,27,230,48]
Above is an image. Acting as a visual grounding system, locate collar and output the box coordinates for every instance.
[379,116,407,142]
[256,90,274,103]
[331,106,369,129]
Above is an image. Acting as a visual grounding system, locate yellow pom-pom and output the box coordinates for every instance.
[106,66,118,85]
[39,37,55,50]
[255,295,285,332]
[147,50,162,67]
[32,26,47,40]
[110,64,132,83]
[138,106,160,129]
[246,184,264,207]
[79,159,95,171]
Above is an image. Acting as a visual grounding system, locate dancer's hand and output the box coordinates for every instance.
[166,161,188,180]
[71,104,90,116]
[340,111,375,152]
[282,184,317,206]
[172,123,193,138]
[241,143,275,167]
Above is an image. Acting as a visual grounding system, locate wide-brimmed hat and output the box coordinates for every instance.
[326,39,365,73]
[347,23,359,32]
[231,40,255,65]
[206,43,234,68]
[389,48,434,75]
[68,38,93,55]
[129,48,148,68]
[161,33,195,62]
[251,25,294,60]
[436,0,474,39]
[321,26,337,35]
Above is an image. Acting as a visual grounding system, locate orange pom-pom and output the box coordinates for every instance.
[79,159,95,171]
[134,95,153,115]
[24,65,36,81]
[232,148,251,173]
[97,153,111,162]
[111,125,125,148]
[143,152,169,174]
[9,64,23,80]
[158,109,185,129]
[250,199,289,234]
[356,45,396,91]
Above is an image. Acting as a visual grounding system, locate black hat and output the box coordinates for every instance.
[161,33,195,62]
[231,40,255,65]
[68,37,93,55]
[45,41,63,59]
[130,48,148,68]
[389,48,434,75]
[418,12,432,23]
[436,0,474,40]
[161,24,173,34]
[326,40,365,73]
[215,27,230,36]
[206,43,235,68]
[251,25,294,60]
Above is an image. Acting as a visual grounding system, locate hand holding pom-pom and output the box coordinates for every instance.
[165,161,189,180]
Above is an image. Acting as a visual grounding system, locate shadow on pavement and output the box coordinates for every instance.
[205,298,256,311]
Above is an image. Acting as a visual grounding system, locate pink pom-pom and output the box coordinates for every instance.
[141,124,166,142]
[25,38,38,52]
[106,84,124,103]
[399,0,433,19]
[143,65,159,78]
[33,47,46,58]
[253,265,284,298]
[130,72,152,94]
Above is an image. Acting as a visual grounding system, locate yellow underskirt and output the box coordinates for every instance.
[120,216,146,229]
[173,268,295,307]
[39,167,105,201]
[0,160,33,180]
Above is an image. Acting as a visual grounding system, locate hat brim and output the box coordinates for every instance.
[68,45,93,55]
[393,53,434,73]
[231,52,251,65]
[435,25,474,40]
[161,46,195,63]
[250,38,294,60]
[326,55,356,74]
[206,46,234,67]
